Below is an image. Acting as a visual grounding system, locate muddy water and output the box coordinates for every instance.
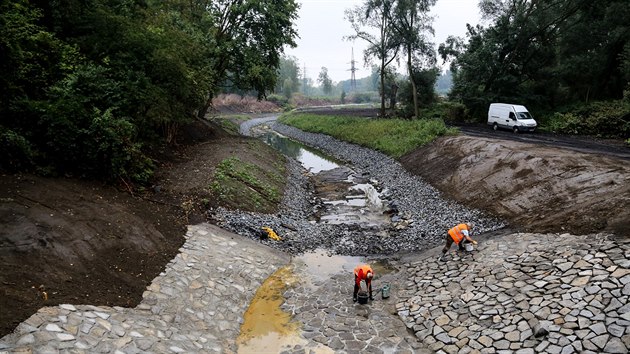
[236,262,337,354]
[236,251,396,352]
[294,248,364,283]
[236,266,305,353]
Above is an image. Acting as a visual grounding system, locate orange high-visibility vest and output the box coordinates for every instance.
[354,265,373,282]
[448,224,469,245]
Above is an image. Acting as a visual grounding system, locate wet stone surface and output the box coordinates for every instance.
[1,118,628,353]
[278,258,432,354]
[397,232,630,354]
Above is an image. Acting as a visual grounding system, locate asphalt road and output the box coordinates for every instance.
[453,123,630,160]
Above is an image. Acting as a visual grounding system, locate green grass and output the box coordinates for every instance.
[279,113,458,158]
[209,157,282,211]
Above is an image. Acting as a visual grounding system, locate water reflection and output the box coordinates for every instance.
[295,249,364,283]
[263,132,339,173]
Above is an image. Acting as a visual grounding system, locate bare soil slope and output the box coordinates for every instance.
[0,175,186,336]
[400,135,630,236]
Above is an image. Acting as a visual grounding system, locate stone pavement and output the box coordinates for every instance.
[1,225,628,354]
[278,258,432,354]
[396,232,630,354]
[0,224,290,353]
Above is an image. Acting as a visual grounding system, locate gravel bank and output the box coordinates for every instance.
[209,117,505,256]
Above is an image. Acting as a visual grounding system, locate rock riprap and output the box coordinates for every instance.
[396,232,629,354]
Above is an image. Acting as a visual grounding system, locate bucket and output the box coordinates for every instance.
[465,243,474,252]
[381,284,391,299]
[357,291,369,305]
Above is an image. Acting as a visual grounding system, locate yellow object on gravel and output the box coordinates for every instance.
[262,226,281,241]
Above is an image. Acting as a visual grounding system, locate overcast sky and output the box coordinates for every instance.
[284,0,482,83]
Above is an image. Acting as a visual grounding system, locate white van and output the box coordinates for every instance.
[487,103,537,133]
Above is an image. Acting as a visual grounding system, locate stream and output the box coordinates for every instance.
[237,127,394,352]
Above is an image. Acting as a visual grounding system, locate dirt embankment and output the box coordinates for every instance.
[400,135,630,237]
[0,175,186,336]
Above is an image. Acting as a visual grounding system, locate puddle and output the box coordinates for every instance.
[262,132,340,173]
[237,266,304,353]
[237,254,398,352]
[294,249,396,285]
[237,265,337,354]
[295,249,364,283]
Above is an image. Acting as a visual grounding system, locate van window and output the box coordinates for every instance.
[517,112,532,120]
[509,112,515,119]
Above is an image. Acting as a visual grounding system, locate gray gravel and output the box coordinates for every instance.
[209,116,505,256]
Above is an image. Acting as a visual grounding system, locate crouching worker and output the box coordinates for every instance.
[439,223,477,261]
[353,264,374,302]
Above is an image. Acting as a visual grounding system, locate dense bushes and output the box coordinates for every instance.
[0,0,299,183]
[543,100,630,139]
[418,101,470,123]
[442,0,629,134]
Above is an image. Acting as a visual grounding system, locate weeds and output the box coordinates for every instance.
[279,113,458,158]
[209,157,282,210]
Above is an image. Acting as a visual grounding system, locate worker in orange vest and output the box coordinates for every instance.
[353,264,374,302]
[439,223,477,261]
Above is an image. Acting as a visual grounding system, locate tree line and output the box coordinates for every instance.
[440,0,629,124]
[341,0,628,138]
[0,0,299,182]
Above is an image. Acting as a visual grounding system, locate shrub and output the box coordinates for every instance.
[346,92,377,103]
[543,100,630,138]
[211,94,280,113]
[266,94,289,107]
[0,127,35,172]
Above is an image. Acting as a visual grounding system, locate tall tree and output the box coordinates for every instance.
[346,0,400,117]
[276,56,301,98]
[194,0,300,117]
[391,0,437,119]
[317,67,333,95]
[438,0,629,117]
[0,0,302,182]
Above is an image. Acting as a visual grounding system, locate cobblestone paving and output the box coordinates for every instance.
[279,260,432,354]
[0,224,290,353]
[396,233,630,354]
[1,226,628,353]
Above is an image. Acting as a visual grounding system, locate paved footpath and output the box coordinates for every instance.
[0,224,290,353]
